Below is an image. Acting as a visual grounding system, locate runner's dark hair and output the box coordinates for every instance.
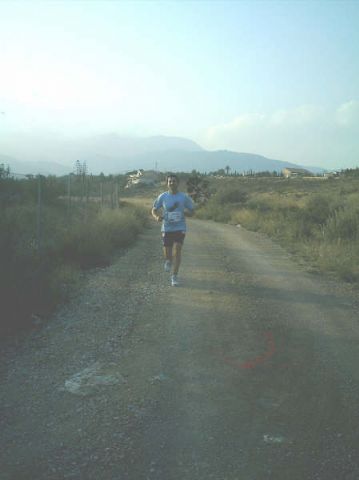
[166,173,179,182]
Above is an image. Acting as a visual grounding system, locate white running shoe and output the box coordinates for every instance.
[171,274,179,287]
[164,260,171,272]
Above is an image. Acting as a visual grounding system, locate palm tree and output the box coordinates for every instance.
[225,165,231,176]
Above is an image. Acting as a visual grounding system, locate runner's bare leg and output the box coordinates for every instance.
[172,242,182,275]
[164,246,173,262]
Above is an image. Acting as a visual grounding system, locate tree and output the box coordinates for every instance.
[186,172,210,203]
[74,160,87,177]
[225,165,231,176]
[214,168,226,176]
[0,163,10,179]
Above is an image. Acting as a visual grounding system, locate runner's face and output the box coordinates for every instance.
[167,177,178,193]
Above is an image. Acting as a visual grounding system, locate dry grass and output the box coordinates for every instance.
[0,202,149,336]
[197,175,359,283]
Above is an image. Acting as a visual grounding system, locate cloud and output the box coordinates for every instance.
[269,105,326,127]
[336,100,359,127]
[200,102,359,169]
[205,104,327,138]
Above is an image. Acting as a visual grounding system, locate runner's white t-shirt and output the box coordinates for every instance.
[153,191,194,232]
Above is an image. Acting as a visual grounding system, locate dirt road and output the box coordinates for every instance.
[1,218,359,480]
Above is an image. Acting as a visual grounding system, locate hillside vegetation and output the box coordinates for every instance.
[196,171,359,282]
[0,173,148,337]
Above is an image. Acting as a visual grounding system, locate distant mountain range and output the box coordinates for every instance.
[114,149,324,175]
[0,154,70,176]
[1,135,325,176]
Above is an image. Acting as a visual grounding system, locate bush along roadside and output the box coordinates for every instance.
[196,177,359,283]
[0,202,149,338]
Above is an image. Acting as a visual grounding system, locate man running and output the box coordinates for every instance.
[152,174,194,286]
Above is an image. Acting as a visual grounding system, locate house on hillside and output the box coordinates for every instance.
[282,167,312,178]
[125,169,161,188]
[323,171,340,178]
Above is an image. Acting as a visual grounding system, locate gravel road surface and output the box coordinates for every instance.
[1,218,359,480]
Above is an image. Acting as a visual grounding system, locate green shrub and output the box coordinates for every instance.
[302,195,335,225]
[291,194,340,240]
[48,264,82,304]
[195,199,233,223]
[247,196,273,213]
[325,207,359,242]
[230,208,262,231]
[216,187,248,205]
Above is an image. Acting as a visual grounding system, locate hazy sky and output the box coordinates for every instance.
[1,0,359,169]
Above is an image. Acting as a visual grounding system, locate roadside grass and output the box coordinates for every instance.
[197,175,359,283]
[0,201,149,337]
[61,205,148,267]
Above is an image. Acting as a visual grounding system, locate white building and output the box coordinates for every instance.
[125,170,161,188]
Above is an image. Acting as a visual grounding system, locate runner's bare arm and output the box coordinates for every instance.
[151,207,163,222]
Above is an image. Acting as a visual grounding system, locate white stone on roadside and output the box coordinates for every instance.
[61,362,126,396]
[263,434,285,444]
[150,373,169,384]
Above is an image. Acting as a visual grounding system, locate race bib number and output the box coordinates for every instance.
[168,211,182,223]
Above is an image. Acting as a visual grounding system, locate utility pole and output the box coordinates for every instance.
[36,175,42,254]
[67,173,72,211]
[116,177,121,207]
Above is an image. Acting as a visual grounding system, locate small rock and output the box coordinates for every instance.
[263,434,285,444]
[150,373,168,384]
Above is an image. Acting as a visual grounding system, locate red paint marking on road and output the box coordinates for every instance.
[223,332,276,370]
